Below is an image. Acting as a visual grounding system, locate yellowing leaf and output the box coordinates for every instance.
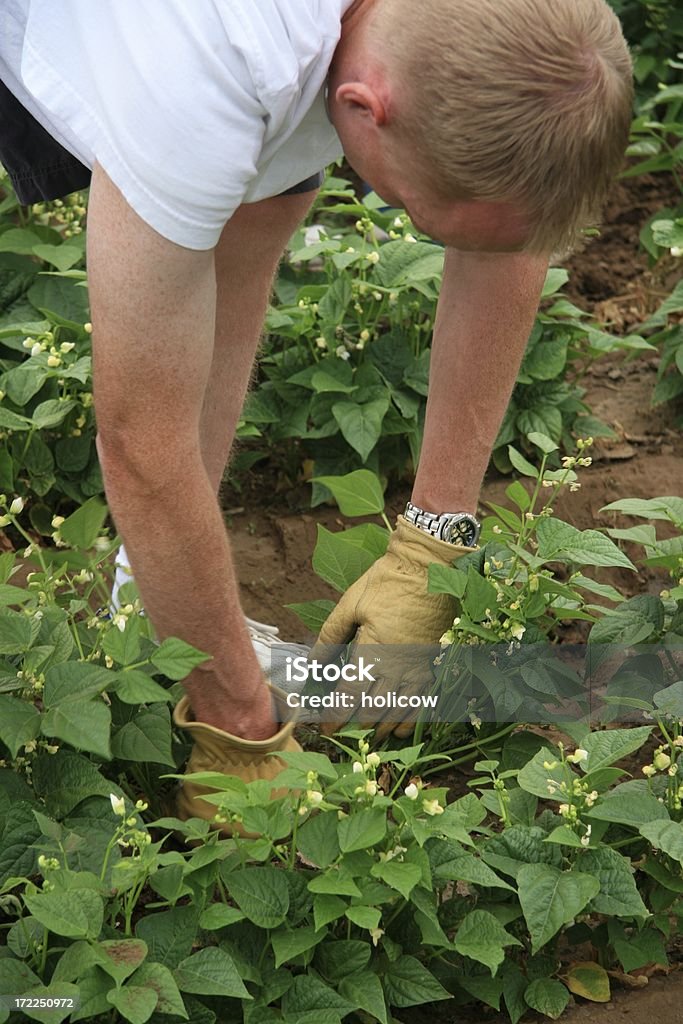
[565,962,611,1003]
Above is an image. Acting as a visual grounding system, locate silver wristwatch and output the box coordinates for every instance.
[404,501,481,547]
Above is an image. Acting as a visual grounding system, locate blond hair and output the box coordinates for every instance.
[370,0,634,254]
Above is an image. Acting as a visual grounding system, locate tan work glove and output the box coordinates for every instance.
[310,515,472,740]
[173,686,301,837]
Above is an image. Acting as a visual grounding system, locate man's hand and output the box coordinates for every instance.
[310,515,471,739]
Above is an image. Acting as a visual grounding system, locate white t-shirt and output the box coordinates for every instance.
[0,1,353,249]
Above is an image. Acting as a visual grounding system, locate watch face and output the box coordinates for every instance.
[442,515,479,547]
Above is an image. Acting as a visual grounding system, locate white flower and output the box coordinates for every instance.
[509,623,526,641]
[47,355,61,368]
[60,342,75,353]
[567,747,588,764]
[674,736,683,748]
[0,514,10,528]
[110,793,126,816]
[366,752,381,768]
[365,780,378,797]
[404,233,417,243]
[335,345,351,361]
[642,764,656,778]
[404,783,419,800]
[307,790,324,805]
[365,251,380,264]
[315,336,327,349]
[369,927,384,947]
[360,329,371,342]
[9,497,24,515]
[671,246,682,257]
[352,761,364,774]
[51,515,65,528]
[654,751,671,771]
[422,798,444,816]
[84,322,93,333]
[31,342,42,357]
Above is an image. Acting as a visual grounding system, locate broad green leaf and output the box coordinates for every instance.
[102,616,141,666]
[433,853,514,891]
[0,610,32,654]
[107,984,158,1024]
[43,662,112,707]
[482,825,563,881]
[135,905,199,969]
[31,749,118,818]
[313,469,385,516]
[599,496,683,526]
[272,926,322,968]
[174,948,250,999]
[151,637,211,680]
[575,847,648,917]
[24,885,103,939]
[640,820,683,864]
[227,866,289,928]
[653,681,683,718]
[581,727,652,773]
[609,922,668,973]
[112,670,173,705]
[541,268,569,297]
[315,939,371,981]
[20,983,81,1024]
[527,431,559,454]
[58,497,108,549]
[524,978,569,1019]
[536,518,635,570]
[564,962,610,1003]
[331,397,389,462]
[517,864,599,952]
[338,807,386,853]
[589,595,664,645]
[312,525,377,592]
[197,904,245,931]
[370,859,421,899]
[313,894,347,931]
[32,244,83,272]
[297,811,341,869]
[507,445,539,478]
[41,699,111,760]
[0,695,40,757]
[454,910,522,975]
[0,957,41,994]
[383,955,451,1008]
[517,747,576,801]
[339,971,388,1024]
[344,905,381,930]
[281,974,353,1018]
[286,599,335,634]
[111,706,175,766]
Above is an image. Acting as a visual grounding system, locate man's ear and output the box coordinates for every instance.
[335,82,388,125]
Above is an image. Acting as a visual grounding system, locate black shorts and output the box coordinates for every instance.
[0,77,324,205]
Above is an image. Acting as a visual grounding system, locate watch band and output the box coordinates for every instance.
[404,501,481,547]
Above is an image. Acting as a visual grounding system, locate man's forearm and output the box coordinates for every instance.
[411,246,550,513]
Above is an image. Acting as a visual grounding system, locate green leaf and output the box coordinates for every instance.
[272,926,322,968]
[575,847,648,917]
[135,905,199,969]
[312,525,377,592]
[507,446,539,478]
[111,706,175,766]
[107,984,158,1024]
[582,727,652,773]
[536,518,635,569]
[517,747,575,801]
[609,922,668,973]
[32,244,83,272]
[383,955,452,1008]
[43,662,112,707]
[281,975,353,1018]
[527,431,559,454]
[0,957,41,995]
[599,496,683,525]
[313,894,347,931]
[286,599,336,634]
[297,811,341,869]
[128,962,187,1018]
[339,971,388,1024]
[564,962,610,1003]
[524,978,569,1019]
[338,807,387,853]
[541,268,569,297]
[41,698,111,760]
[0,695,40,758]
[57,496,107,549]
[227,866,289,928]
[0,610,32,654]
[197,904,245,930]
[432,852,514,891]
[112,670,173,705]
[589,596,664,645]
[102,617,141,666]
[32,749,117,817]
[151,637,211,680]
[20,983,81,1024]
[344,905,381,930]
[313,469,385,516]
[370,859,421,899]
[640,820,683,864]
[174,948,251,999]
[23,885,103,939]
[315,940,371,981]
[331,397,389,461]
[454,910,522,975]
[517,864,599,953]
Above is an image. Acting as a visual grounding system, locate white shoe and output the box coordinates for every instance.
[111,545,310,693]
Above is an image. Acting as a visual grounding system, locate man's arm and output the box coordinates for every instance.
[412,246,550,513]
[87,163,314,739]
